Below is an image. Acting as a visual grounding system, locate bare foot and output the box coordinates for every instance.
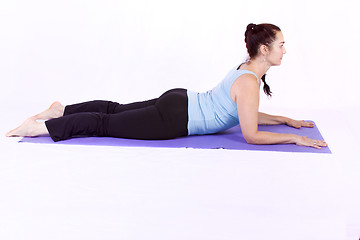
[33,101,65,120]
[6,116,48,137]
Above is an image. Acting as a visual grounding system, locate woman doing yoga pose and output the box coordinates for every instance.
[6,23,327,149]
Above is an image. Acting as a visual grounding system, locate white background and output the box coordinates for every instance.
[0,0,359,109]
[0,0,359,240]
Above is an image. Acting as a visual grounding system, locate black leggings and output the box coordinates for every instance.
[45,89,189,142]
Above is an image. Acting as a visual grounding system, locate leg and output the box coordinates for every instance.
[63,99,157,115]
[107,88,188,139]
[45,89,188,141]
[34,98,158,120]
[7,98,158,137]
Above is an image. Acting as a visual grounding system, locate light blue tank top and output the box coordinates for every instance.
[187,66,259,135]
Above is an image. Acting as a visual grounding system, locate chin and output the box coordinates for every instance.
[270,59,282,66]
[272,62,281,66]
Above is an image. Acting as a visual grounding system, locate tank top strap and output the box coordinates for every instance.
[240,70,260,84]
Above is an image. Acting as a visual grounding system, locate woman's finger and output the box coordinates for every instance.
[310,141,321,149]
[302,121,314,128]
[310,139,328,149]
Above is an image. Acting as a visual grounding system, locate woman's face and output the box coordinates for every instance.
[267,31,286,66]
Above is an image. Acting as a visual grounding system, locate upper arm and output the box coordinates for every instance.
[230,74,260,142]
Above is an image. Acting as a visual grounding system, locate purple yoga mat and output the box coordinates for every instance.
[19,122,331,153]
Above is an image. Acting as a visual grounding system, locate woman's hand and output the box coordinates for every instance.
[295,136,328,149]
[285,119,314,129]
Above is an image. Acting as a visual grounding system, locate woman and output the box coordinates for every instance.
[6,23,327,149]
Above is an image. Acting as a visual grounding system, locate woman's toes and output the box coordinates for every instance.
[6,117,37,137]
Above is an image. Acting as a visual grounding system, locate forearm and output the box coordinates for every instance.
[258,112,289,125]
[246,131,299,145]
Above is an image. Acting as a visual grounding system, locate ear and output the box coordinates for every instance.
[259,44,269,56]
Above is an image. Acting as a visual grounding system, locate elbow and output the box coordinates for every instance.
[243,133,260,145]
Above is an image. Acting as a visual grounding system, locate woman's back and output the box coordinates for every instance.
[187,66,259,135]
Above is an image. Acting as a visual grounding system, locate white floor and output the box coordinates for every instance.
[1,103,359,240]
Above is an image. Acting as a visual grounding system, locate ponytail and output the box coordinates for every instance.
[261,74,272,97]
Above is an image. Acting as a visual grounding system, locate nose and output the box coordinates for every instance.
[283,46,287,54]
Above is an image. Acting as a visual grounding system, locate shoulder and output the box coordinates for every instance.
[230,73,259,102]
[232,73,259,89]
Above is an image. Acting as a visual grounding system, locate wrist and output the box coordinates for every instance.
[292,134,301,144]
[279,116,289,125]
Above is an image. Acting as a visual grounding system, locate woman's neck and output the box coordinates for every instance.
[241,58,271,79]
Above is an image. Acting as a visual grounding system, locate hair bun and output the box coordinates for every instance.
[245,23,257,43]
[246,23,257,32]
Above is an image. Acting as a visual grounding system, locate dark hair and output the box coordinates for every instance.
[244,23,281,97]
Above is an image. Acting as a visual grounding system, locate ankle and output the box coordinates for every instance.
[32,121,48,136]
